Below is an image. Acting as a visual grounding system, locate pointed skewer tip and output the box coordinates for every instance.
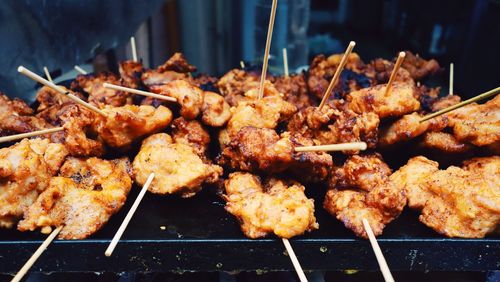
[399,51,406,58]
[17,66,25,73]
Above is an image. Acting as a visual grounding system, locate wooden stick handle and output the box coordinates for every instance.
[74,65,88,75]
[240,61,246,69]
[130,37,138,62]
[11,226,63,282]
[294,142,367,152]
[43,67,53,83]
[105,173,155,257]
[257,0,278,100]
[318,41,356,110]
[282,238,308,282]
[0,127,64,144]
[384,51,406,96]
[283,48,289,78]
[449,63,454,96]
[362,219,394,282]
[420,87,500,122]
[103,83,177,102]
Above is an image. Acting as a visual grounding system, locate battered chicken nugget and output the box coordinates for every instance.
[224,172,318,239]
[18,157,132,239]
[201,91,231,127]
[133,133,222,198]
[172,117,211,159]
[149,80,204,120]
[71,72,132,108]
[119,60,144,89]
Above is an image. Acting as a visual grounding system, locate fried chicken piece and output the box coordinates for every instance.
[0,139,68,228]
[0,93,52,136]
[18,157,132,239]
[446,95,500,147]
[420,132,472,153]
[119,60,144,89]
[368,58,414,84]
[157,52,196,73]
[171,117,210,159]
[287,102,380,150]
[224,172,318,239]
[193,73,219,89]
[216,69,275,106]
[324,154,406,238]
[35,86,87,125]
[93,105,173,148]
[201,91,231,127]
[132,133,222,198]
[378,112,448,146]
[347,82,420,118]
[141,69,192,88]
[71,72,132,107]
[218,126,333,182]
[401,51,441,80]
[273,73,316,110]
[148,80,204,120]
[431,95,461,112]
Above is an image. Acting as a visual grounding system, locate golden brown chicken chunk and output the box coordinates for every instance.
[224,172,318,239]
[201,91,231,127]
[367,58,414,85]
[34,86,87,126]
[347,82,420,119]
[287,102,379,150]
[324,154,406,238]
[419,132,472,153]
[94,105,173,148]
[71,72,132,108]
[0,93,52,136]
[401,51,441,80]
[119,60,144,89]
[0,139,68,228]
[273,73,316,110]
[157,52,197,73]
[218,126,333,182]
[132,133,223,198]
[171,117,211,159]
[217,69,272,106]
[141,53,195,88]
[18,157,132,239]
[149,80,204,120]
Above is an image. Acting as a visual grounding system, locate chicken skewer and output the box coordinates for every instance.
[295,142,367,152]
[74,65,88,75]
[384,51,405,96]
[362,219,394,282]
[257,0,278,100]
[449,63,454,96]
[0,127,63,143]
[43,67,53,83]
[130,36,138,62]
[103,83,177,102]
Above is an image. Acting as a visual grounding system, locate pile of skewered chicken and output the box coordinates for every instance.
[1,51,498,240]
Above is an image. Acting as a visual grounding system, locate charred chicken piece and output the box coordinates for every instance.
[71,72,132,108]
[224,172,318,239]
[0,139,68,228]
[119,60,144,89]
[0,93,52,136]
[132,133,223,198]
[18,157,132,239]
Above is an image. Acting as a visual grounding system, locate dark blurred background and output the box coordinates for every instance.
[1,0,499,101]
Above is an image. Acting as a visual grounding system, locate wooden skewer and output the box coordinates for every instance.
[449,63,454,96]
[130,36,138,62]
[384,51,406,96]
[295,142,367,152]
[362,219,394,282]
[105,173,155,257]
[257,0,278,100]
[318,41,356,110]
[0,127,64,144]
[43,67,53,83]
[102,83,177,102]
[282,238,308,282]
[18,66,107,117]
[74,65,88,75]
[420,87,500,122]
[283,48,289,78]
[11,226,63,282]
[240,61,246,69]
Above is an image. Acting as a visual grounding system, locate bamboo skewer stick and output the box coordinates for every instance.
[420,87,500,122]
[130,36,138,62]
[283,48,289,78]
[74,65,88,75]
[257,0,278,100]
[449,63,454,96]
[43,67,53,83]
[102,83,177,102]
[17,66,107,117]
[295,142,367,152]
[11,226,63,282]
[362,219,394,282]
[282,238,308,282]
[240,61,246,69]
[318,41,356,110]
[384,51,406,96]
[0,127,64,144]
[105,173,155,257]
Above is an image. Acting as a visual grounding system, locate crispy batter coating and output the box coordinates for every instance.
[420,132,472,153]
[401,51,441,80]
[347,82,420,118]
[201,91,231,127]
[18,157,132,239]
[324,154,406,238]
[0,93,52,136]
[149,80,204,120]
[368,58,414,84]
[217,69,270,106]
[172,117,211,159]
[94,105,173,148]
[287,102,380,150]
[157,52,196,73]
[431,95,461,112]
[35,86,88,126]
[0,139,68,228]
[218,126,333,182]
[274,73,316,110]
[378,112,448,146]
[132,133,222,197]
[71,72,132,108]
[224,172,318,239]
[141,69,192,87]
[119,60,144,89]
